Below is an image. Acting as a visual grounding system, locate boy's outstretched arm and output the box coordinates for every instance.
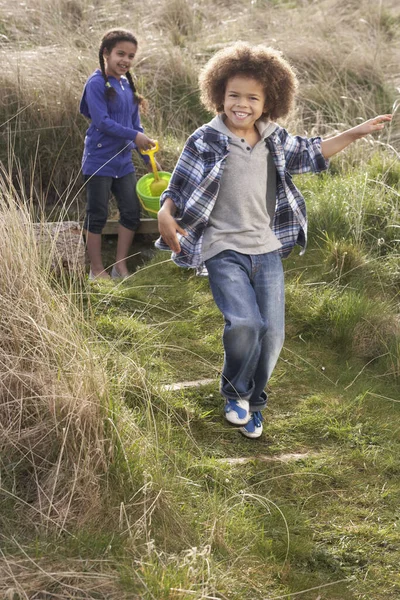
[321,114,392,159]
[158,197,187,253]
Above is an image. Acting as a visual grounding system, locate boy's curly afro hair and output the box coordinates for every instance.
[199,42,298,121]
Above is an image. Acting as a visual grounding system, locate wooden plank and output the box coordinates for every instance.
[32,220,160,275]
[102,218,159,235]
[35,219,159,239]
[33,221,86,274]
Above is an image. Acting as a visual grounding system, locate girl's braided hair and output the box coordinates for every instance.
[99,29,146,108]
[199,42,298,121]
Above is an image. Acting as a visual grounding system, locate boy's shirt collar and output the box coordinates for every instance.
[256,119,278,139]
[207,114,277,141]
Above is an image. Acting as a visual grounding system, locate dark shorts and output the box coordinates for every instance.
[83,172,141,234]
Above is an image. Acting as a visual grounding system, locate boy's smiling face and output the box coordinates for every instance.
[223,75,267,135]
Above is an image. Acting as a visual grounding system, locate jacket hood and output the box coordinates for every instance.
[80,70,102,118]
[79,70,129,119]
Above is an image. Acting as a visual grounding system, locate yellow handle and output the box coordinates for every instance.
[140,140,159,156]
[140,141,160,181]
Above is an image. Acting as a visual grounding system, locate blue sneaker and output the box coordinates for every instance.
[224,398,250,425]
[239,411,264,438]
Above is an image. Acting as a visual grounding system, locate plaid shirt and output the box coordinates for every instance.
[155,123,329,269]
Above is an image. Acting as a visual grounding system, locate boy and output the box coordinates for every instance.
[156,42,391,438]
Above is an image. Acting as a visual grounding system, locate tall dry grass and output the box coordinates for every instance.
[1,0,399,208]
[0,550,129,600]
[0,175,111,532]
[0,168,184,595]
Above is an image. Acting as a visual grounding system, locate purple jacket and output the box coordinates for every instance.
[80,70,147,177]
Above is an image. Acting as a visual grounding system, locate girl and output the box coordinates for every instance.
[156,42,391,438]
[80,28,155,280]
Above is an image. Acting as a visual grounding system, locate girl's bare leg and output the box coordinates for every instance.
[85,231,110,279]
[115,224,135,276]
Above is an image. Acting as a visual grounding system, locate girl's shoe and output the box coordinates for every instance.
[111,265,129,280]
[239,411,264,438]
[88,270,110,281]
[224,398,250,425]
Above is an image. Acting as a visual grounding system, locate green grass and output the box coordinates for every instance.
[4,324,399,598]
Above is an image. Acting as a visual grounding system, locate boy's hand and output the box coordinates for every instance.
[135,132,155,151]
[321,114,392,158]
[158,205,187,253]
[352,114,392,138]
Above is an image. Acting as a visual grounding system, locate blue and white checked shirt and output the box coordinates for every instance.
[155,122,329,269]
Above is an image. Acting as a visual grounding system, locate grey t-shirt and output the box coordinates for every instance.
[202,115,282,261]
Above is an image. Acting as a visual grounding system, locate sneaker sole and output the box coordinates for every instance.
[239,428,263,438]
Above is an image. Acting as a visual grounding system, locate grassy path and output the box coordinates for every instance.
[83,245,400,599]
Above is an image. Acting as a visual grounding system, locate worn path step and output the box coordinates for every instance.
[217,452,315,465]
[162,380,316,465]
[162,378,216,391]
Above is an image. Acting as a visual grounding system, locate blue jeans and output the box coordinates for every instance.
[83,172,141,234]
[205,250,285,412]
